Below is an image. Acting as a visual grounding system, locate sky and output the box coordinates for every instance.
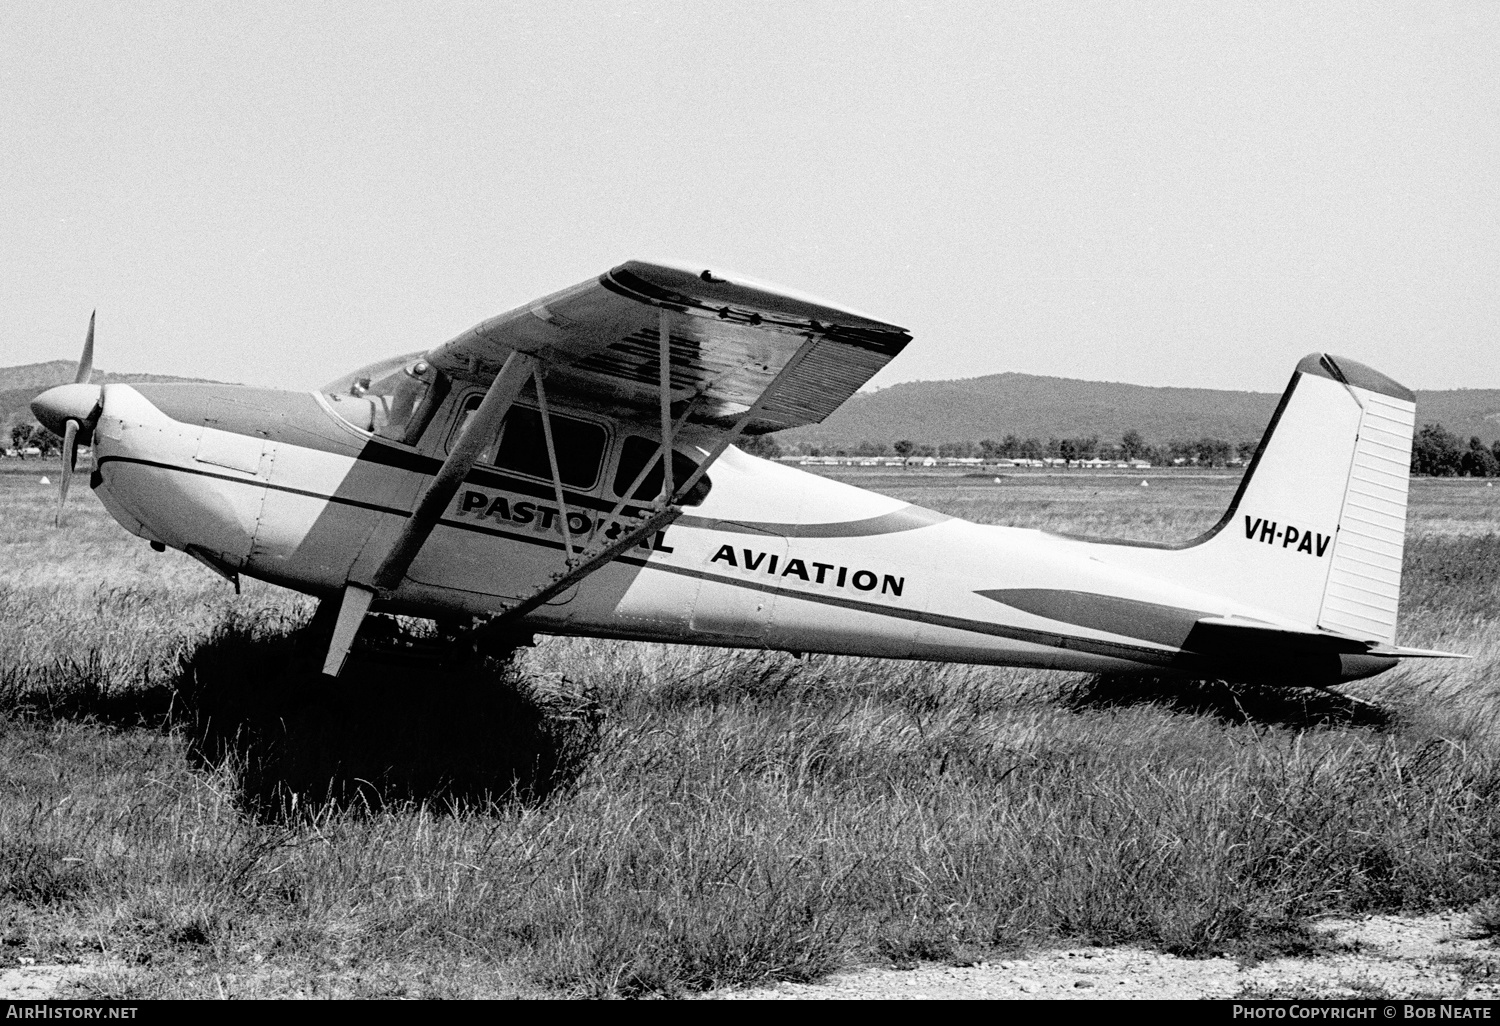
[2,1,1496,393]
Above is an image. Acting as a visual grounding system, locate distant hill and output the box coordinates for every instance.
[5,359,1498,451]
[778,372,1500,449]
[1,361,224,433]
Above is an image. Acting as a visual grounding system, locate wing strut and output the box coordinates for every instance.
[677,339,816,497]
[323,325,821,671]
[659,308,674,499]
[322,351,536,675]
[531,368,576,564]
[465,400,703,641]
[468,337,819,645]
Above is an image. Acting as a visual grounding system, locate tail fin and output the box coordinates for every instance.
[1122,354,1416,643]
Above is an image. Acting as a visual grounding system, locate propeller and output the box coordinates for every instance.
[31,312,104,525]
[58,419,79,518]
[76,309,95,385]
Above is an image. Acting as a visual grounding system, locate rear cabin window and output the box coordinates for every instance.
[451,396,607,490]
[612,436,712,506]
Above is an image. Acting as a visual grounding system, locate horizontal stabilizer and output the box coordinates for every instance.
[1179,616,1463,685]
[1187,616,1369,655]
[1189,617,1467,660]
[1365,644,1472,660]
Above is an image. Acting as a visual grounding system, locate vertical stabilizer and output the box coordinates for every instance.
[1099,354,1416,644]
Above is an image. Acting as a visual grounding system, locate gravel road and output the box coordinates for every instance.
[712,913,1500,1000]
[4,912,1495,999]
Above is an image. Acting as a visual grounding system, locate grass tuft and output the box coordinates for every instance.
[0,837,95,907]
[1467,898,1500,942]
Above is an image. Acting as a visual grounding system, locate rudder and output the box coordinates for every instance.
[1313,364,1415,642]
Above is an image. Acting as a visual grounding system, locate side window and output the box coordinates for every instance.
[449,396,607,490]
[612,436,712,506]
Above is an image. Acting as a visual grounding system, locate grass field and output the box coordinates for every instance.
[2,462,1499,997]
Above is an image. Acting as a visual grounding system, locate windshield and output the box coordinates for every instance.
[324,357,448,445]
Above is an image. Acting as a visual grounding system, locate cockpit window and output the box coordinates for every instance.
[613,436,712,506]
[324,358,448,445]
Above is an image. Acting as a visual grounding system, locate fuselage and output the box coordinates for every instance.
[83,379,1387,683]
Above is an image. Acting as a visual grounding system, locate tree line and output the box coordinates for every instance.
[744,429,1261,468]
[752,423,1500,477]
[8,422,61,455]
[1410,424,1500,477]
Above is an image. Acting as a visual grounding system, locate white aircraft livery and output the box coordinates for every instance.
[31,261,1461,684]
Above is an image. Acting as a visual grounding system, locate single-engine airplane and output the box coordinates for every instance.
[32,261,1461,684]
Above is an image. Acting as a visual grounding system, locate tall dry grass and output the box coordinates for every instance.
[2,468,1499,996]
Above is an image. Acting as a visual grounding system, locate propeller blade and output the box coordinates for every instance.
[75,311,95,385]
[57,419,78,526]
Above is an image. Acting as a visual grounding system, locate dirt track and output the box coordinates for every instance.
[712,913,1500,1000]
[2,913,1496,999]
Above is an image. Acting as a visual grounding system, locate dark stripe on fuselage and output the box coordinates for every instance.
[94,454,1183,670]
[978,589,1210,649]
[674,505,950,537]
[96,455,408,516]
[96,454,649,526]
[324,438,628,511]
[635,561,1181,669]
[126,383,947,532]
[353,442,633,512]
[96,453,937,551]
[124,383,648,514]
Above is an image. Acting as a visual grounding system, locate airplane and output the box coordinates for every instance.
[30,260,1462,686]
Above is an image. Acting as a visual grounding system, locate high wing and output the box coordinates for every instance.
[423,259,912,433]
[320,260,911,676]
